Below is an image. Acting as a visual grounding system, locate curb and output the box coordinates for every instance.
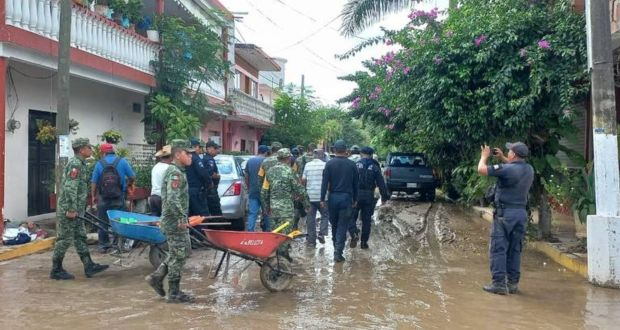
[472,206,588,279]
[0,238,56,262]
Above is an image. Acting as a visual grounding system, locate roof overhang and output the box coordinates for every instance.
[235,44,281,71]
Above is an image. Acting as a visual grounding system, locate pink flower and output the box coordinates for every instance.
[432,36,440,44]
[403,67,411,75]
[383,51,395,64]
[385,39,393,46]
[373,58,383,65]
[408,8,439,21]
[374,86,382,94]
[386,70,394,81]
[351,97,361,109]
[369,93,378,100]
[474,34,487,46]
[434,56,443,65]
[538,39,551,49]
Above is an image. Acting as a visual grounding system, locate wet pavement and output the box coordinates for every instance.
[1,200,620,329]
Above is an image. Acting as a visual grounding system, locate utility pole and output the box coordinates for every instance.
[300,74,305,99]
[586,0,620,288]
[55,0,72,193]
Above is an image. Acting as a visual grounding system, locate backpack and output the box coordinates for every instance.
[98,157,122,199]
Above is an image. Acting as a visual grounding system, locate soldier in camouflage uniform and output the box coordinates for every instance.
[295,143,316,178]
[146,140,194,303]
[261,148,310,260]
[50,138,109,280]
[258,141,283,184]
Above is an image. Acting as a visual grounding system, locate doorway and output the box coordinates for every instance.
[28,110,56,216]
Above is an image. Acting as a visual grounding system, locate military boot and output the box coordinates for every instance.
[482,282,508,295]
[80,254,109,278]
[145,264,168,297]
[166,280,194,303]
[50,257,75,280]
[507,282,519,294]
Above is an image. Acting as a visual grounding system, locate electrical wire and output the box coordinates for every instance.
[10,66,56,80]
[278,15,341,52]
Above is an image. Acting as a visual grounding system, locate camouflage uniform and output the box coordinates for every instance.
[258,142,283,184]
[51,138,108,280]
[261,149,310,258]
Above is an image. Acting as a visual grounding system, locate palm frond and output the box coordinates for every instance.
[339,0,413,37]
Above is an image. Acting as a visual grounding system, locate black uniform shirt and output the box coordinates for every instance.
[203,154,220,187]
[487,160,534,207]
[320,156,359,202]
[186,152,211,189]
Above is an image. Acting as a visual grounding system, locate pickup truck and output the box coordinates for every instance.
[383,152,438,201]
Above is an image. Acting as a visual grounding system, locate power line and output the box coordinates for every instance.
[245,0,285,30]
[278,15,341,52]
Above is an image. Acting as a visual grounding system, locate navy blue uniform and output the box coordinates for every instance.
[349,158,390,244]
[203,154,222,216]
[185,152,210,216]
[487,160,534,285]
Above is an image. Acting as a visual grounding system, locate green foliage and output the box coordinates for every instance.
[101,129,123,144]
[341,0,589,206]
[132,159,155,188]
[339,0,412,37]
[148,94,201,141]
[451,163,494,205]
[109,0,143,24]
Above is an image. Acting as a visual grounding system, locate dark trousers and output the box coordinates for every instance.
[328,192,353,258]
[490,208,527,284]
[206,188,222,216]
[352,197,377,243]
[97,197,125,249]
[149,195,162,216]
[189,188,209,216]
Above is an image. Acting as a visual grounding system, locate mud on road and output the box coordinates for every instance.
[1,200,619,329]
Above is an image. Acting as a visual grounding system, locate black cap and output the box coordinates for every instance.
[360,146,374,155]
[334,140,347,152]
[506,142,529,158]
[189,137,200,147]
[206,140,221,149]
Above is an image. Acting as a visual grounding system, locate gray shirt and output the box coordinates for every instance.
[487,160,534,207]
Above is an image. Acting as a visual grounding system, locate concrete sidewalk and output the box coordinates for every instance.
[0,238,56,262]
[472,206,588,279]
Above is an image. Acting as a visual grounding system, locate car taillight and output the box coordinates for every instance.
[385,169,391,178]
[223,182,241,196]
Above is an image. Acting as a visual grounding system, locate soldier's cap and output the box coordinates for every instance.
[350,145,360,153]
[360,146,374,155]
[333,140,347,152]
[205,140,221,149]
[99,143,114,154]
[72,138,93,149]
[155,145,172,157]
[190,138,201,147]
[277,148,292,159]
[258,145,270,154]
[271,141,283,150]
[506,142,529,158]
[171,139,194,152]
[199,140,206,148]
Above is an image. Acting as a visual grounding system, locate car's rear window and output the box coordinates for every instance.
[389,155,427,167]
[215,158,239,179]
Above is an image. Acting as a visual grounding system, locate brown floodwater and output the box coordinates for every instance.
[1,201,619,329]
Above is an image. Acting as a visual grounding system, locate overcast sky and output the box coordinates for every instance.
[219,0,450,106]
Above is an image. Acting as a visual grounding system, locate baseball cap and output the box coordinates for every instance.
[360,146,374,155]
[171,139,194,152]
[72,138,92,149]
[334,140,347,152]
[292,148,300,157]
[205,140,221,149]
[277,148,292,159]
[258,145,270,154]
[506,142,529,158]
[155,145,172,157]
[99,143,114,154]
[189,138,200,147]
[350,145,360,153]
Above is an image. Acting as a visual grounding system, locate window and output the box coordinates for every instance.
[250,81,258,98]
[389,154,427,167]
[234,71,241,90]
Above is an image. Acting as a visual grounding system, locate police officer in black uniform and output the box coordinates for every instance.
[203,140,222,216]
[349,147,390,249]
[186,138,211,216]
[478,142,534,295]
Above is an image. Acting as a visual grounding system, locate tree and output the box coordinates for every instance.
[340,0,588,239]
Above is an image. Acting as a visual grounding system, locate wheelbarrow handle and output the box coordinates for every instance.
[78,215,112,234]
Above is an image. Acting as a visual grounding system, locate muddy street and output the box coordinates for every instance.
[1,200,619,329]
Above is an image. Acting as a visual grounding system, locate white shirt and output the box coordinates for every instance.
[303,159,326,202]
[151,162,170,196]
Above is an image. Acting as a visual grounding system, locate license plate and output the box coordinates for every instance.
[406,183,418,188]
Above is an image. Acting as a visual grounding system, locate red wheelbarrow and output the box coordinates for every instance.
[190,228,299,292]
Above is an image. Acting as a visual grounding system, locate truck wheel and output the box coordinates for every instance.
[149,243,168,269]
[426,189,436,202]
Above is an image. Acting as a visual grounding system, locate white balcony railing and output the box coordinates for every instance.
[4,0,158,74]
[190,79,226,100]
[231,88,275,125]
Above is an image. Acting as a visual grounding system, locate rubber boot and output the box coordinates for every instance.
[507,282,519,294]
[482,282,508,295]
[50,257,75,280]
[350,232,359,248]
[145,264,168,297]
[166,280,194,303]
[80,254,109,278]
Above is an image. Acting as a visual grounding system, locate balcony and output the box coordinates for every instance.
[4,0,158,74]
[230,88,275,126]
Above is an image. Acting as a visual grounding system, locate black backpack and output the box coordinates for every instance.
[98,157,122,199]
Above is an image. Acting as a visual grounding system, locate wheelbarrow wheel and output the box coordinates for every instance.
[149,243,168,268]
[259,256,293,292]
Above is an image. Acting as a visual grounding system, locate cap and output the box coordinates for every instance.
[199,140,206,148]
[155,145,172,157]
[189,138,200,147]
[72,138,92,149]
[334,140,347,152]
[313,149,325,160]
[350,145,360,153]
[271,141,283,150]
[258,145,270,154]
[360,146,374,155]
[277,148,292,159]
[99,143,114,154]
[171,139,194,152]
[205,140,221,149]
[506,142,529,158]
[292,148,300,157]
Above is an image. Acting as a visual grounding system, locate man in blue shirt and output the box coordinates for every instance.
[244,145,271,231]
[478,142,534,295]
[90,143,136,253]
